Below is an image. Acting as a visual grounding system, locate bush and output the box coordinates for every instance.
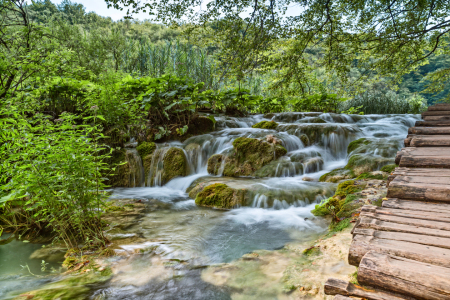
[0,108,110,248]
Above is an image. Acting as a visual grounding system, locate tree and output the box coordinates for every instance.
[103,0,450,97]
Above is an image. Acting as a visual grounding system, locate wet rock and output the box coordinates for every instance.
[136,142,156,157]
[148,147,189,185]
[319,168,355,183]
[30,246,66,263]
[194,183,246,209]
[188,116,215,135]
[265,134,282,145]
[252,120,279,129]
[207,137,287,177]
[302,177,315,182]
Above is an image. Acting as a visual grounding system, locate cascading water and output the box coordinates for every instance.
[0,112,421,300]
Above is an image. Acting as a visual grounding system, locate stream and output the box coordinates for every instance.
[0,112,419,299]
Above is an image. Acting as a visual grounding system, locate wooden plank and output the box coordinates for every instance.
[415,120,450,127]
[361,205,450,223]
[410,135,450,147]
[395,147,450,164]
[324,278,410,300]
[353,228,450,249]
[360,211,450,230]
[333,295,362,300]
[409,127,450,135]
[391,168,450,177]
[357,217,450,238]
[358,251,450,300]
[392,175,450,185]
[399,155,450,168]
[387,181,450,202]
[348,234,450,266]
[383,198,450,213]
[424,115,450,121]
[428,104,450,111]
[422,111,450,117]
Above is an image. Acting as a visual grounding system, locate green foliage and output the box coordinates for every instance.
[292,94,347,113]
[0,107,109,248]
[335,180,358,199]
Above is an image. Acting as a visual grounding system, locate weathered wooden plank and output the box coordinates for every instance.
[392,175,450,185]
[387,181,450,202]
[333,295,362,300]
[361,205,450,223]
[395,147,450,165]
[415,120,450,127]
[423,115,450,121]
[422,111,450,117]
[399,155,450,168]
[348,234,450,266]
[358,251,450,300]
[383,198,450,213]
[353,228,450,249]
[360,212,450,230]
[391,168,450,177]
[409,127,450,135]
[357,217,450,238]
[324,278,410,300]
[409,135,450,147]
[428,104,450,111]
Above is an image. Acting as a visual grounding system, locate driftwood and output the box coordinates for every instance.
[324,278,410,300]
[383,198,450,213]
[353,228,450,249]
[358,251,450,300]
[348,234,450,266]
[357,217,450,238]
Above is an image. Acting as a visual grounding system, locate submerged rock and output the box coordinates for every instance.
[195,183,245,209]
[207,137,287,177]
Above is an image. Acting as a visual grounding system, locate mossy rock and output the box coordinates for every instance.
[252,120,279,129]
[381,164,398,173]
[345,154,393,176]
[195,183,245,209]
[319,168,355,183]
[207,137,287,177]
[104,149,130,187]
[188,116,215,135]
[335,180,359,199]
[163,147,188,182]
[136,142,156,157]
[347,138,370,154]
[356,171,387,180]
[143,154,153,183]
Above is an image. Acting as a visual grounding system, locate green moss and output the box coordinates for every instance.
[100,267,113,276]
[381,164,398,173]
[302,246,321,256]
[252,120,279,129]
[163,147,187,182]
[105,205,125,212]
[356,172,385,180]
[311,198,331,216]
[347,138,370,154]
[350,270,359,285]
[62,256,78,269]
[335,180,359,199]
[136,142,156,157]
[329,218,351,232]
[195,183,244,209]
[319,168,355,182]
[345,154,393,176]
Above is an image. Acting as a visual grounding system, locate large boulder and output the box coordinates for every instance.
[207,137,287,177]
[163,147,188,182]
[194,183,245,209]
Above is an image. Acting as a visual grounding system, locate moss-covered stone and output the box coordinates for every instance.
[335,180,360,199]
[381,164,398,173]
[345,154,393,176]
[319,168,355,183]
[207,137,287,177]
[195,183,245,209]
[136,142,156,157]
[188,116,215,135]
[163,147,188,182]
[347,138,370,154]
[252,120,279,129]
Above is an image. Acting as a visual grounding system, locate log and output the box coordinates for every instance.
[324,278,410,300]
[348,234,450,266]
[333,295,362,300]
[423,115,450,121]
[404,137,412,147]
[399,155,450,168]
[361,205,450,223]
[387,181,450,202]
[383,198,450,213]
[357,217,450,238]
[415,120,450,127]
[353,228,450,249]
[422,110,450,117]
[409,127,450,135]
[358,251,450,300]
[359,211,450,230]
[409,135,450,147]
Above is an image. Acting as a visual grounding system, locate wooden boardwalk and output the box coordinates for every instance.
[325,103,450,300]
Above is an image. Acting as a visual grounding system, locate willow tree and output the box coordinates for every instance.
[103,0,450,99]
